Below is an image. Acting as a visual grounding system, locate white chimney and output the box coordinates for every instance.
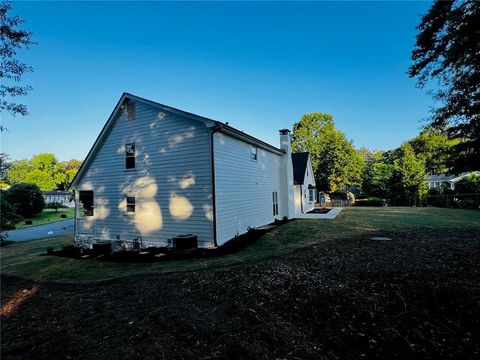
[279,129,295,218]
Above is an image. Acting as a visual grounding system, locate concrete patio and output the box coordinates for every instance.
[294,208,343,219]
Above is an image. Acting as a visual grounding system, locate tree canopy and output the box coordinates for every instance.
[291,112,364,192]
[5,153,81,191]
[405,128,457,175]
[363,162,395,199]
[409,0,480,172]
[392,144,429,205]
[379,128,456,176]
[0,1,35,126]
[454,173,480,194]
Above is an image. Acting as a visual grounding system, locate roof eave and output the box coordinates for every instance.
[69,92,286,188]
[215,122,285,155]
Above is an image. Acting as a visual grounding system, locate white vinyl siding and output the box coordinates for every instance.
[75,100,214,248]
[213,132,282,245]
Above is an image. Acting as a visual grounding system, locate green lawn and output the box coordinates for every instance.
[1,207,479,284]
[15,208,74,229]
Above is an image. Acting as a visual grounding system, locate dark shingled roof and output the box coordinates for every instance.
[292,152,309,185]
[42,191,71,196]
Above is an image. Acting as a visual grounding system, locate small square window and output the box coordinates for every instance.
[250,146,258,161]
[125,143,135,169]
[127,102,135,121]
[126,196,135,213]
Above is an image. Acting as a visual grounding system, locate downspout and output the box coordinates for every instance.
[300,185,303,213]
[210,124,221,247]
[73,189,78,245]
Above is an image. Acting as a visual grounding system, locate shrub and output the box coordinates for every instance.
[5,183,45,218]
[0,192,19,230]
[454,173,480,194]
[0,232,7,246]
[47,201,65,212]
[329,192,348,200]
[427,196,450,208]
[458,198,479,209]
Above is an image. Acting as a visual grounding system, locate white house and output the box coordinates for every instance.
[427,172,480,190]
[292,152,316,213]
[43,191,74,208]
[70,93,316,249]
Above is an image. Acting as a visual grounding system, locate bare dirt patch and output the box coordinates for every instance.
[2,228,480,359]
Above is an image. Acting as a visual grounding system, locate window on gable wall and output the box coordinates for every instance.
[309,189,314,202]
[126,196,136,213]
[125,143,136,169]
[127,102,135,121]
[250,146,258,161]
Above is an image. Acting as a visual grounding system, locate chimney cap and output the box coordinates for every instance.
[279,129,291,135]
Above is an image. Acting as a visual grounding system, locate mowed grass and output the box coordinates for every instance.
[1,207,479,284]
[15,208,74,229]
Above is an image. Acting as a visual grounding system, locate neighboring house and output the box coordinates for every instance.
[427,172,480,190]
[70,93,317,249]
[292,152,316,213]
[43,191,74,208]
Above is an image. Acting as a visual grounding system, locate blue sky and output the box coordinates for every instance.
[3,1,432,161]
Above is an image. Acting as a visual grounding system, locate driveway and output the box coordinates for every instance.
[4,219,74,241]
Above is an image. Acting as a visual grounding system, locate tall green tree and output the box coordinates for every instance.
[380,128,457,175]
[0,153,10,186]
[381,147,403,166]
[292,112,364,192]
[0,1,35,128]
[6,158,31,184]
[30,153,57,173]
[363,162,395,199]
[393,144,429,205]
[409,0,480,172]
[5,154,81,190]
[408,128,458,174]
[358,147,383,168]
[58,159,82,189]
[24,169,56,191]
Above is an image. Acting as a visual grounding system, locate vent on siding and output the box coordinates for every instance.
[127,102,135,121]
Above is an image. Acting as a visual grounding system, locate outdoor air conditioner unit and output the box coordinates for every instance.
[172,234,198,251]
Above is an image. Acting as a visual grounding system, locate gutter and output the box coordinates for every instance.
[214,122,285,156]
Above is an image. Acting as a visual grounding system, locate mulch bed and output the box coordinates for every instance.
[307,208,332,214]
[45,221,288,263]
[2,228,480,359]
